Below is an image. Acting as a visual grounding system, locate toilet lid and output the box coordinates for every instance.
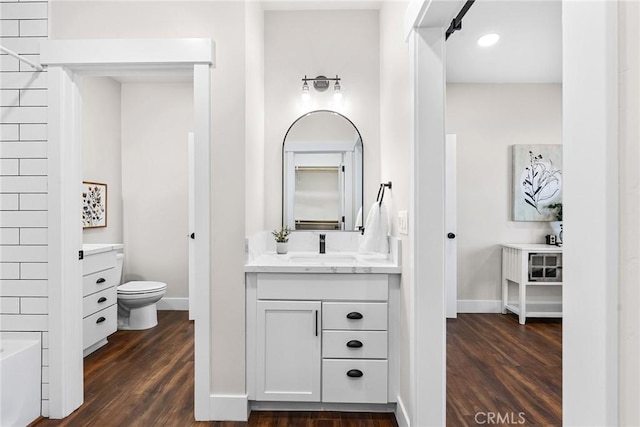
[118,281,167,294]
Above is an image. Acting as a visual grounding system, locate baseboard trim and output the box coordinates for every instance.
[157,297,189,311]
[457,299,502,313]
[395,396,410,427]
[250,401,396,413]
[210,394,249,421]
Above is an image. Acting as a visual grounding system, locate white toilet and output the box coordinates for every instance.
[115,253,167,330]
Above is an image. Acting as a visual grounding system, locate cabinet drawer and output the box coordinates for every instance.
[83,286,117,318]
[256,273,388,301]
[83,267,118,297]
[322,359,388,403]
[83,305,117,350]
[322,302,388,331]
[323,331,387,359]
[83,251,117,276]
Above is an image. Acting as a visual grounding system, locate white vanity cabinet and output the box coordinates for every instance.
[82,247,119,356]
[246,272,399,407]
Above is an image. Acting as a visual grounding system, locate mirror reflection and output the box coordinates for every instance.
[282,110,363,231]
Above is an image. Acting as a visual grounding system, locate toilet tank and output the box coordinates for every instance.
[115,253,124,284]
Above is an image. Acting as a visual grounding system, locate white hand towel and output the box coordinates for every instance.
[358,202,389,254]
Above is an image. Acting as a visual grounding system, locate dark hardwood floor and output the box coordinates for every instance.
[34,311,397,427]
[447,314,562,427]
[35,311,561,427]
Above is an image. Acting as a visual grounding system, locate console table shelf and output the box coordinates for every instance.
[502,243,563,325]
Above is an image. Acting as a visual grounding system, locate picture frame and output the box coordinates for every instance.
[82,181,107,229]
[512,144,562,221]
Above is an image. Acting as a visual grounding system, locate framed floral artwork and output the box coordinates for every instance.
[512,145,562,221]
[82,181,107,228]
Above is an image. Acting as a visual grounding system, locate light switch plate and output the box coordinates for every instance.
[398,210,408,235]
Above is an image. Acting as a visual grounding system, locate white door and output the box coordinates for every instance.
[188,133,195,320]
[445,134,458,318]
[256,300,321,401]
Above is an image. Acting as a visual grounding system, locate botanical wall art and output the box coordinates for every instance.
[512,145,562,221]
[82,181,107,228]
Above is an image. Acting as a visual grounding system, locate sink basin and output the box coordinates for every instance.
[288,254,358,265]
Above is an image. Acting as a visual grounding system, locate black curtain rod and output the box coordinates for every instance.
[445,0,476,41]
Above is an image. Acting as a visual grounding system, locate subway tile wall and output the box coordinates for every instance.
[0,0,49,417]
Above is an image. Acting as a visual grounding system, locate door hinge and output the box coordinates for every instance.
[78,250,84,260]
[341,165,345,172]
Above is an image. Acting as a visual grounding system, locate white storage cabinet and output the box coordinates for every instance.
[82,250,118,356]
[502,243,563,325]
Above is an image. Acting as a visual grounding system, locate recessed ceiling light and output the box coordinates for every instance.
[477,33,500,47]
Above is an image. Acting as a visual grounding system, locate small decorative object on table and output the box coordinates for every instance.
[272,226,291,254]
[545,202,563,245]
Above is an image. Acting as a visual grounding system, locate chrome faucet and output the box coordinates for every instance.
[319,234,326,254]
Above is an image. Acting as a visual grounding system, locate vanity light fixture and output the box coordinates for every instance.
[477,33,500,47]
[301,75,342,100]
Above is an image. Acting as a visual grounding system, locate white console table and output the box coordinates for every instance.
[502,243,563,325]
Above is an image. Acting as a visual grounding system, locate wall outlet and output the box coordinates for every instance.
[398,210,408,235]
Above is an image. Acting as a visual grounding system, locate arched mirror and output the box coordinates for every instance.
[282,110,364,231]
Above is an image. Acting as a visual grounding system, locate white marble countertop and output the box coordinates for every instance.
[82,243,124,256]
[245,251,402,274]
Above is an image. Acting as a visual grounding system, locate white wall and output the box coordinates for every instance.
[379,1,410,422]
[0,0,49,417]
[245,2,265,236]
[120,82,192,299]
[263,9,380,230]
[51,0,248,397]
[81,77,123,244]
[446,84,562,304]
[618,2,640,424]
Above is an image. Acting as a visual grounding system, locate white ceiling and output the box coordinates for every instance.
[446,0,562,84]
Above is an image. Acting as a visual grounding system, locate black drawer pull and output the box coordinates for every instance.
[96,317,106,324]
[96,278,106,284]
[97,297,107,303]
[346,312,363,320]
[346,369,363,378]
[346,340,363,348]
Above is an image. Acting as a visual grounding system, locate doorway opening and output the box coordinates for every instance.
[42,39,213,420]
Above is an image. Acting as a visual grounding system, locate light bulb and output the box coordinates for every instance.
[301,81,310,102]
[333,81,342,103]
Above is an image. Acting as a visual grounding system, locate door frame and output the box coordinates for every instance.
[41,38,214,420]
[405,1,619,425]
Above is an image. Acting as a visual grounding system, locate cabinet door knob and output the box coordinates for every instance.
[346,340,363,348]
[96,317,106,324]
[346,369,363,378]
[96,278,106,284]
[447,232,456,239]
[97,297,107,303]
[346,312,363,320]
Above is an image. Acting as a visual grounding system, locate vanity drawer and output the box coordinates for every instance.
[83,286,117,318]
[83,305,117,350]
[322,330,387,359]
[322,302,388,331]
[256,273,388,301]
[83,267,118,297]
[83,251,117,276]
[322,359,388,403]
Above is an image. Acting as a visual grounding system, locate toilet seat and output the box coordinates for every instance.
[118,281,167,295]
